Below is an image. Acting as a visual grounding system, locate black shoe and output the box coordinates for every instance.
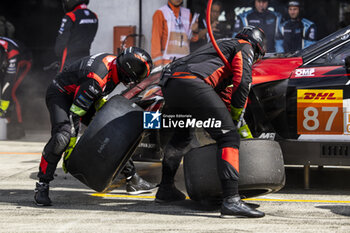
[155,184,186,203]
[240,195,260,209]
[34,182,52,206]
[126,173,157,195]
[221,195,265,218]
[242,201,260,209]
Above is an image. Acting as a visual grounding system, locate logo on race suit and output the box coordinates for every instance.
[143,111,161,129]
[295,68,315,77]
[249,19,261,24]
[266,18,275,25]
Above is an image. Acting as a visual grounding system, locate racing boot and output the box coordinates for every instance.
[240,195,260,209]
[126,173,157,195]
[220,195,265,218]
[34,182,52,206]
[155,183,186,203]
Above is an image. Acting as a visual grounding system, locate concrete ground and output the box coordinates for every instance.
[1,131,350,233]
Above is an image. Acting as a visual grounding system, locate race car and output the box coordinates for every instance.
[248,25,350,168]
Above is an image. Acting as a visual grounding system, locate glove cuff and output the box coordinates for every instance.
[70,104,87,116]
[0,100,10,112]
[230,106,243,121]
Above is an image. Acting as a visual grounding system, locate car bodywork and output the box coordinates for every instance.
[247,25,350,166]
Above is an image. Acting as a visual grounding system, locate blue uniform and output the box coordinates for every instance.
[233,9,283,53]
[280,18,316,53]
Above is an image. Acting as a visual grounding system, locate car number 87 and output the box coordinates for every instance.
[303,106,338,131]
[298,106,343,134]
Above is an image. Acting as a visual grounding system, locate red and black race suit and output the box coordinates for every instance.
[55,4,98,72]
[38,53,119,182]
[0,36,32,123]
[160,38,255,197]
[54,53,118,114]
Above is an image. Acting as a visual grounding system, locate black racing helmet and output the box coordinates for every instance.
[0,46,8,73]
[62,0,89,12]
[235,26,266,62]
[117,47,153,84]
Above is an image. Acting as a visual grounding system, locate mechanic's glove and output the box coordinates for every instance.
[70,104,87,117]
[238,123,253,139]
[230,105,243,122]
[62,136,77,173]
[62,113,80,173]
[94,96,108,111]
[0,100,10,117]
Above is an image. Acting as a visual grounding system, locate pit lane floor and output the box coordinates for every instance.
[0,131,350,233]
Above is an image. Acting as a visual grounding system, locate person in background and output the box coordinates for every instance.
[233,0,283,53]
[151,0,198,67]
[190,0,233,52]
[34,48,156,206]
[55,0,98,72]
[0,16,15,39]
[280,0,317,53]
[0,37,32,139]
[339,7,350,29]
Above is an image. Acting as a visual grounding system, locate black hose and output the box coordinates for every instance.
[139,0,142,48]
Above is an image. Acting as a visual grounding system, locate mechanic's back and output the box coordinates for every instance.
[55,0,98,72]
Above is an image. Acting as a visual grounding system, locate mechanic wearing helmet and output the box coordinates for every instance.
[233,0,283,54]
[156,26,266,218]
[34,47,156,206]
[0,37,32,139]
[55,0,98,72]
[280,0,317,53]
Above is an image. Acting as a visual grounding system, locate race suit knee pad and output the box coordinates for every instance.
[43,127,71,164]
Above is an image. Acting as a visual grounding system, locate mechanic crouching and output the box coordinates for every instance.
[156,26,266,218]
[34,47,156,206]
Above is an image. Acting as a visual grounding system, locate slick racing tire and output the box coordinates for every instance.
[66,95,144,192]
[183,139,285,204]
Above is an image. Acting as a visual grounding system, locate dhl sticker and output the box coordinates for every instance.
[297,89,344,134]
[297,89,343,104]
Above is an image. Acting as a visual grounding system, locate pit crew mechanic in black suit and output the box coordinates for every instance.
[55,0,98,72]
[34,48,156,206]
[280,0,317,53]
[156,26,267,218]
[0,36,32,139]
